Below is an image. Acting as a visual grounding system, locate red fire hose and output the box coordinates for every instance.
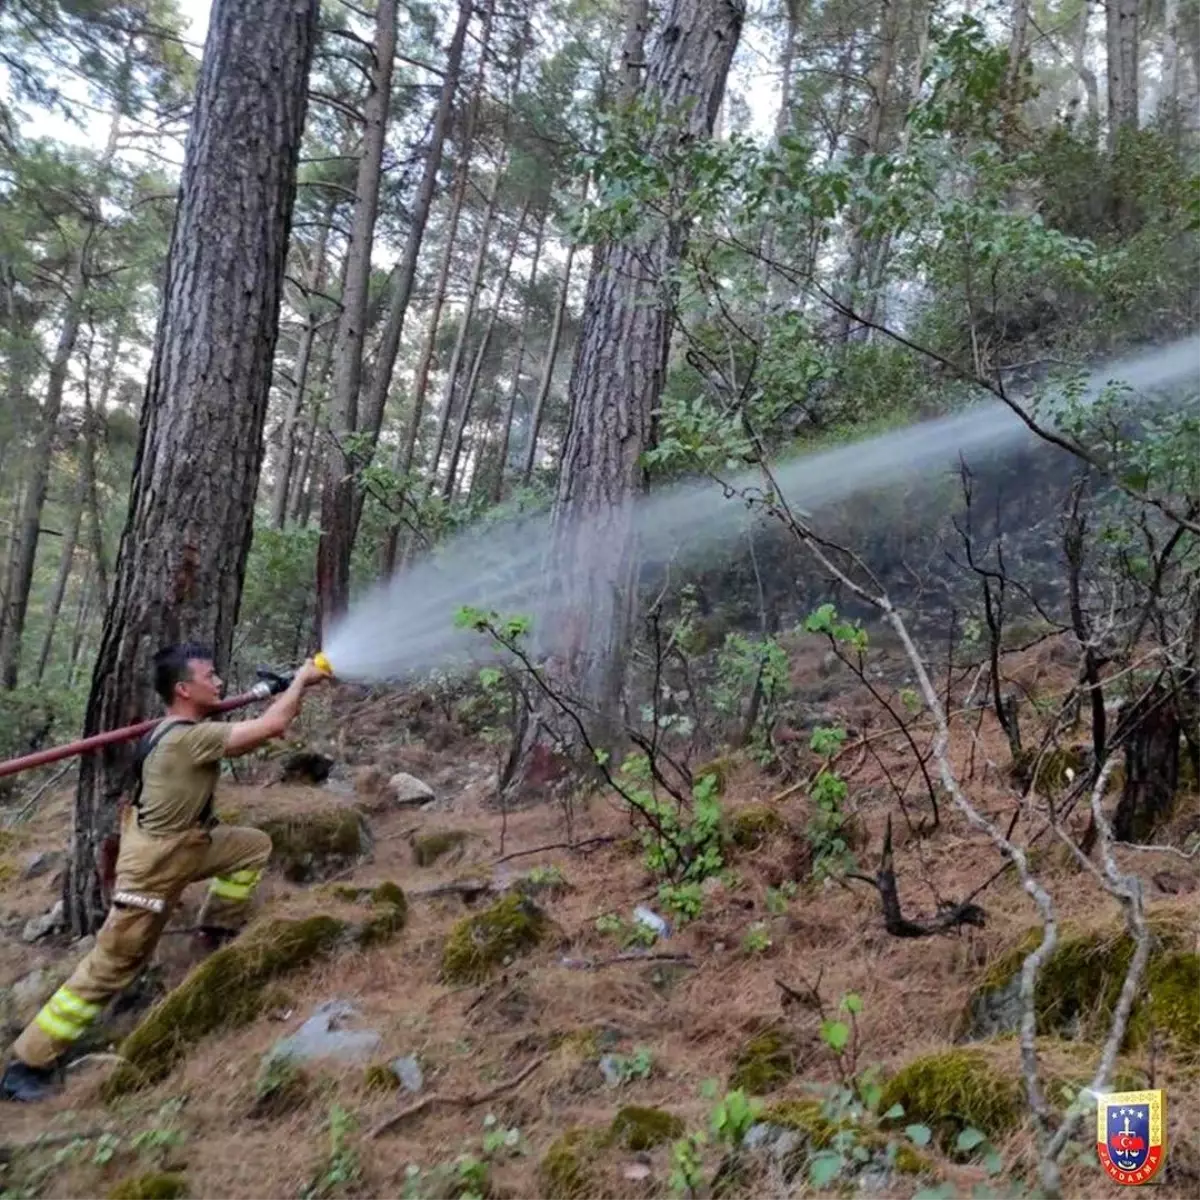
[0,685,273,781]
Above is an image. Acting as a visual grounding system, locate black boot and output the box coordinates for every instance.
[195,925,239,952]
[1,1059,60,1102]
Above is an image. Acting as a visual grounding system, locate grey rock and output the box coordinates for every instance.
[599,1054,623,1088]
[265,1000,382,1067]
[22,850,63,880]
[387,772,436,807]
[391,1054,424,1093]
[22,899,63,943]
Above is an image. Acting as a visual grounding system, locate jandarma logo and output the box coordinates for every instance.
[1096,1089,1167,1186]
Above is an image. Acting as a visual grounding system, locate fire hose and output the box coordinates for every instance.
[0,654,335,782]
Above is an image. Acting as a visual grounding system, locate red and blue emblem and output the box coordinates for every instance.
[1097,1090,1167,1186]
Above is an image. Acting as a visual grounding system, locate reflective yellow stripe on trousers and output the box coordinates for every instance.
[208,867,262,901]
[33,986,103,1044]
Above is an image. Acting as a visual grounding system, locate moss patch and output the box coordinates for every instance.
[440,893,549,985]
[730,1026,800,1094]
[106,1174,187,1200]
[357,883,409,948]
[364,1062,401,1093]
[257,809,370,882]
[103,915,346,1099]
[965,916,1199,1056]
[537,1128,605,1200]
[879,1049,1022,1149]
[250,1055,310,1119]
[1011,745,1086,794]
[728,805,785,850]
[608,1105,685,1150]
[412,830,469,867]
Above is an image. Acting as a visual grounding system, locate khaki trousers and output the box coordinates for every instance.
[12,813,271,1069]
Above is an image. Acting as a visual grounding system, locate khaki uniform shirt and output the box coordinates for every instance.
[137,720,232,835]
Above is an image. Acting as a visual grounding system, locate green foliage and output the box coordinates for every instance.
[729,1026,799,1095]
[302,1105,361,1199]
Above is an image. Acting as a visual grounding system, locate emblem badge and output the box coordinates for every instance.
[1097,1089,1167,1186]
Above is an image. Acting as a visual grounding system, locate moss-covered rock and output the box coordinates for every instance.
[440,893,549,985]
[730,1026,801,1094]
[1010,745,1087,794]
[364,1062,400,1093]
[103,915,346,1099]
[692,757,734,796]
[412,830,469,867]
[878,1049,1022,1149]
[257,809,370,882]
[357,882,408,947]
[608,1105,685,1151]
[537,1128,605,1200]
[964,917,1199,1056]
[728,805,784,850]
[106,1173,187,1200]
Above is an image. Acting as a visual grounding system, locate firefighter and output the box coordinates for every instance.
[1,643,328,1103]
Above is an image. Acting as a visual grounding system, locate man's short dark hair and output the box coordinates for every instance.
[154,643,214,704]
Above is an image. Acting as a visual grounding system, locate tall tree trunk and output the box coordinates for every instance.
[1159,0,1180,118]
[492,207,545,503]
[1113,685,1181,841]
[0,248,86,689]
[425,12,530,490]
[67,0,319,937]
[356,0,473,458]
[67,563,94,689]
[619,0,652,101]
[1003,0,1031,132]
[315,0,398,635]
[1074,2,1100,126]
[1105,0,1140,151]
[271,198,335,529]
[441,197,530,499]
[546,0,744,739]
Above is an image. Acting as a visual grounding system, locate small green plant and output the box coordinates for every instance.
[765,880,797,913]
[806,725,857,879]
[742,922,771,954]
[658,881,704,922]
[595,911,658,948]
[303,1104,361,1199]
[480,1113,524,1158]
[605,1046,655,1085]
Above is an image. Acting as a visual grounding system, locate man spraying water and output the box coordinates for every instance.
[1,645,328,1103]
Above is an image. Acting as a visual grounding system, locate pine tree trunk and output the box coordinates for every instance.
[0,249,85,689]
[441,198,530,499]
[67,563,94,689]
[520,179,587,488]
[35,437,88,683]
[271,200,335,529]
[492,208,545,503]
[1105,0,1140,151]
[356,0,473,458]
[1074,3,1100,125]
[315,0,398,635]
[66,0,319,937]
[1159,0,1180,119]
[546,0,744,738]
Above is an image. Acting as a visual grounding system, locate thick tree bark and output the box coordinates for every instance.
[491,207,545,503]
[1074,1,1100,125]
[1105,0,1139,151]
[546,0,744,737]
[355,0,473,459]
[67,0,319,936]
[1113,686,1181,842]
[315,0,398,635]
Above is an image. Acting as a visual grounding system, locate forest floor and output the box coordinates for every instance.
[1,636,1197,1200]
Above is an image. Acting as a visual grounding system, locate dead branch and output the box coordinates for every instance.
[865,814,987,937]
[557,951,696,970]
[492,835,616,864]
[366,1054,547,1139]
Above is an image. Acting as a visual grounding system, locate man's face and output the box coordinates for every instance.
[178,658,223,711]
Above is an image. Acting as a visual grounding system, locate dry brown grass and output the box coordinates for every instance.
[2,648,1198,1199]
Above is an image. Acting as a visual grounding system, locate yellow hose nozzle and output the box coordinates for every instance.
[314,652,333,676]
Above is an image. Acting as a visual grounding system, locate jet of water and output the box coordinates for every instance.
[319,335,1200,683]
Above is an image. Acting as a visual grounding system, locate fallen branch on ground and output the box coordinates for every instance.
[367,1054,547,1139]
[493,835,616,863]
[557,951,696,970]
